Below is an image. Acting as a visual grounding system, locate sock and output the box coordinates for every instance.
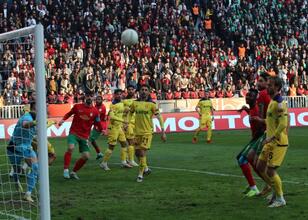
[103,149,113,163]
[207,123,212,141]
[73,158,87,172]
[194,128,201,138]
[138,156,147,177]
[26,162,38,193]
[120,147,127,162]
[93,146,100,154]
[128,145,135,162]
[64,151,72,169]
[271,173,283,197]
[240,163,256,187]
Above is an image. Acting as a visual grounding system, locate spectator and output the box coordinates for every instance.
[47,90,57,104]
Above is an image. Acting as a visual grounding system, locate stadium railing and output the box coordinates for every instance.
[0,96,307,119]
[0,105,25,119]
[284,96,308,108]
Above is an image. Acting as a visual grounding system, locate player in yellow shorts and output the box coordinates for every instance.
[192,90,214,144]
[257,76,289,208]
[129,85,166,183]
[31,137,56,165]
[122,85,138,166]
[99,89,132,170]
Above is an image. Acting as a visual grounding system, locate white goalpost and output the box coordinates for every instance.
[0,24,50,220]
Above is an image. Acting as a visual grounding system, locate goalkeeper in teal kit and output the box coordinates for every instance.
[7,102,38,203]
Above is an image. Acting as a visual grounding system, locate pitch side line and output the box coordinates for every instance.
[49,162,308,186]
[150,165,308,186]
[0,211,29,220]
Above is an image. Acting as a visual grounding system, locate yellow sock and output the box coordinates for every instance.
[103,149,113,162]
[207,125,212,141]
[128,145,135,161]
[138,156,147,176]
[271,174,283,197]
[120,147,127,162]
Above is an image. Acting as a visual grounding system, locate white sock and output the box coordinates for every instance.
[250,185,257,190]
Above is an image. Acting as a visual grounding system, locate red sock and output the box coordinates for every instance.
[64,151,72,169]
[73,158,87,172]
[93,146,100,154]
[240,163,255,187]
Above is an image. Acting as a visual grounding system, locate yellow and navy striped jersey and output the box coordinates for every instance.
[197,99,213,117]
[130,100,159,135]
[266,95,289,146]
[108,101,125,127]
[122,98,135,125]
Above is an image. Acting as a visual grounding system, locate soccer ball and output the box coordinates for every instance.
[121,29,139,46]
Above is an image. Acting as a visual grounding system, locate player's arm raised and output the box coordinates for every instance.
[195,102,201,116]
[154,107,166,142]
[58,105,76,126]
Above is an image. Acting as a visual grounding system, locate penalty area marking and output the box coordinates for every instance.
[149,165,308,187]
[0,211,29,220]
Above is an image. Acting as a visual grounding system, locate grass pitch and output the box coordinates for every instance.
[1,127,308,220]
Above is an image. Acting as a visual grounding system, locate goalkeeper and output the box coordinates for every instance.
[7,102,38,203]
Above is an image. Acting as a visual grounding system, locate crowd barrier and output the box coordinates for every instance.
[0,105,24,119]
[0,108,307,139]
[0,96,307,119]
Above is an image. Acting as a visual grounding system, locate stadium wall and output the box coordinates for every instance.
[1,108,307,139]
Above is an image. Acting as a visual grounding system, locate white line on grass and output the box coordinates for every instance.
[50,162,308,187]
[149,165,308,186]
[0,211,29,220]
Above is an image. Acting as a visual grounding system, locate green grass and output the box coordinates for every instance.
[1,127,308,220]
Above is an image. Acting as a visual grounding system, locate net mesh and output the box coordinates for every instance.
[0,32,39,220]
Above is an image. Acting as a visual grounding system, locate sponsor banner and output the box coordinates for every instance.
[47,98,246,117]
[1,108,307,139]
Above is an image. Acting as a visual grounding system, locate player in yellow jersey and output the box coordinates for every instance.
[99,89,132,170]
[192,90,214,144]
[257,76,289,208]
[130,85,166,183]
[122,85,138,166]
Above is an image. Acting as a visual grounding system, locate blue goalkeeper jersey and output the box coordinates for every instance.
[11,112,36,147]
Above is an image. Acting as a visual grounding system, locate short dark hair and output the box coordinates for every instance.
[259,73,269,81]
[127,85,135,90]
[248,88,258,97]
[139,84,151,91]
[269,76,283,91]
[114,89,123,94]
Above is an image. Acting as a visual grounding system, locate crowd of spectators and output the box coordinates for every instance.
[0,0,307,106]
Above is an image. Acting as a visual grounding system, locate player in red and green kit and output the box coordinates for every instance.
[237,89,265,197]
[248,73,272,196]
[89,95,107,160]
[59,92,102,179]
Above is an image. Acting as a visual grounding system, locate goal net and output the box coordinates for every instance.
[0,25,50,220]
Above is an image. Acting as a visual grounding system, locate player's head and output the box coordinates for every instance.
[29,101,36,120]
[95,95,103,106]
[126,85,135,98]
[204,90,210,99]
[267,76,283,97]
[113,89,123,101]
[84,92,94,106]
[139,85,150,100]
[257,73,269,91]
[245,88,258,106]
